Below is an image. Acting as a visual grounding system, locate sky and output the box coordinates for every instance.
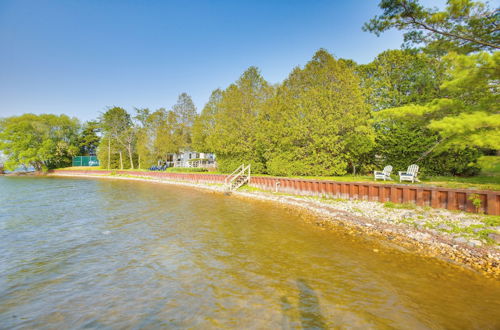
[0,0,424,121]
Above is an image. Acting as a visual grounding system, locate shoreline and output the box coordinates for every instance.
[48,172,500,278]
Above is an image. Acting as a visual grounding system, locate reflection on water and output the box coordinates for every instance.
[0,176,499,329]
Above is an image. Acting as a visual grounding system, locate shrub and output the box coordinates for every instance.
[215,155,266,174]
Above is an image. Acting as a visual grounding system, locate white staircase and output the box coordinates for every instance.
[224,164,251,192]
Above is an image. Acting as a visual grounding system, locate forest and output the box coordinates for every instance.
[0,0,498,178]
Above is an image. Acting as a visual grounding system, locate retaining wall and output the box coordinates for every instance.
[52,170,500,215]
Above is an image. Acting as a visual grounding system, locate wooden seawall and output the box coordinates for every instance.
[52,170,500,215]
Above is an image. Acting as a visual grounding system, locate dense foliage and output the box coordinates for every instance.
[0,114,80,171]
[364,0,499,54]
[259,50,373,176]
[1,0,497,177]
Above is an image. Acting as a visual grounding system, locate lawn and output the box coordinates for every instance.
[57,156,500,191]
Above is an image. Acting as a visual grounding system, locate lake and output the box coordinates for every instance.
[0,176,499,329]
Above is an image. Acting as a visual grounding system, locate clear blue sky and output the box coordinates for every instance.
[0,0,410,122]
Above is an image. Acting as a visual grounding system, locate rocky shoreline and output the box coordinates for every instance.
[49,172,500,278]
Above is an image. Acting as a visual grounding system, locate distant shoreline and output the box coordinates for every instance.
[47,171,500,278]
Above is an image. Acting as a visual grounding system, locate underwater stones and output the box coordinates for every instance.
[454,237,468,244]
[488,232,500,244]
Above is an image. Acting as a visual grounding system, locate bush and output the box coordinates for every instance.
[375,123,481,177]
[215,155,266,174]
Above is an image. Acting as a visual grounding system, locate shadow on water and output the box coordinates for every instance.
[296,279,327,330]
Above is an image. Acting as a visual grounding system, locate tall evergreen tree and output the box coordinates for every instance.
[78,120,101,156]
[261,50,373,176]
[172,93,197,148]
[192,89,223,153]
[207,67,273,172]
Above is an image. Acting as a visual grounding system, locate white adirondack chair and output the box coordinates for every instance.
[399,164,420,183]
[374,165,393,181]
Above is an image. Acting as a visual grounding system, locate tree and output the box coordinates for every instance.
[134,108,153,169]
[134,108,184,168]
[358,49,446,111]
[96,135,125,170]
[206,67,273,172]
[192,89,223,152]
[100,107,136,169]
[78,120,100,156]
[364,0,499,54]
[427,51,500,149]
[152,109,183,160]
[377,51,499,150]
[373,51,499,175]
[172,93,197,148]
[0,114,80,171]
[261,49,373,176]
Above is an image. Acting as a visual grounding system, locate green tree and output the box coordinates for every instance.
[78,120,100,156]
[358,49,446,111]
[153,109,183,160]
[0,114,80,171]
[377,51,499,150]
[100,107,136,169]
[261,49,373,176]
[192,89,223,152]
[172,93,197,148]
[134,108,184,168]
[96,135,124,170]
[373,51,498,174]
[364,0,499,54]
[206,67,273,172]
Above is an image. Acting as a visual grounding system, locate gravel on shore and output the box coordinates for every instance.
[50,172,500,278]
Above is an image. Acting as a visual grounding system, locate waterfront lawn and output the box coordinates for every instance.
[58,156,500,191]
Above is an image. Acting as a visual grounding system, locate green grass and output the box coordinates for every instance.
[425,175,500,191]
[166,167,208,173]
[481,215,500,227]
[384,202,417,210]
[57,156,500,191]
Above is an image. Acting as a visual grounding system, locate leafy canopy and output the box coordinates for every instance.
[364,0,500,54]
[376,51,499,150]
[260,49,373,176]
[0,114,80,171]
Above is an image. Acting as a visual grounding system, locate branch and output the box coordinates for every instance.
[400,2,500,49]
[411,18,500,49]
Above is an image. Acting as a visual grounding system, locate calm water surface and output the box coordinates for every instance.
[0,176,499,329]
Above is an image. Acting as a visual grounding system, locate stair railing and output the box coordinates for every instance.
[225,164,251,191]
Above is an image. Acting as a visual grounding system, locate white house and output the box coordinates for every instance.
[165,150,216,168]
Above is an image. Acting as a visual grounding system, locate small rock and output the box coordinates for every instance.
[468,240,482,247]
[437,224,452,231]
[487,233,500,244]
[454,237,468,244]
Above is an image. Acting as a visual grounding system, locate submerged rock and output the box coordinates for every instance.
[488,233,500,244]
[454,237,468,244]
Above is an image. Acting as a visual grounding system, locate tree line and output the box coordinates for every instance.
[0,0,498,176]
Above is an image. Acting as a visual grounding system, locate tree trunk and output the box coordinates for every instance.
[107,138,111,170]
[119,151,123,170]
[128,145,134,169]
[138,154,141,169]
